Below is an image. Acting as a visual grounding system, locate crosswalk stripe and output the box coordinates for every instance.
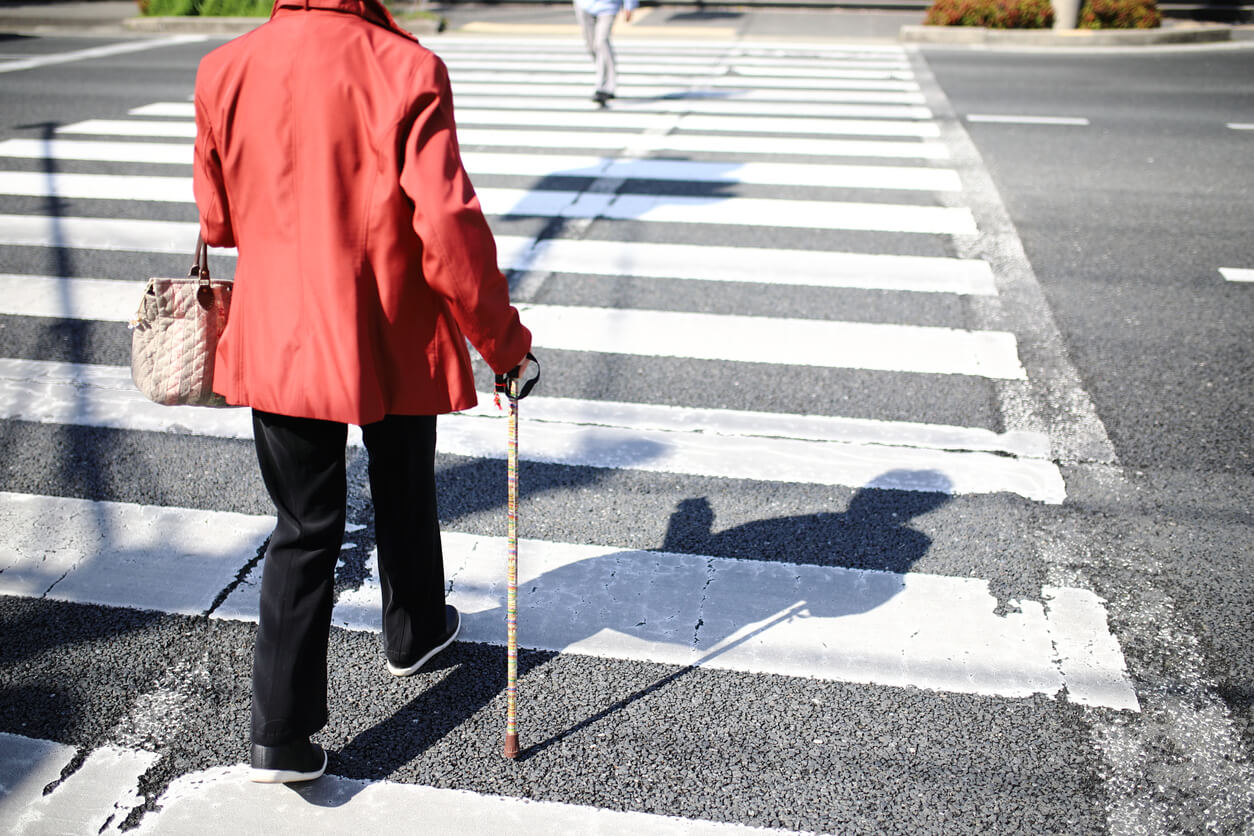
[128,101,940,137]
[486,188,976,234]
[0,139,962,192]
[519,304,1026,379]
[130,760,787,834]
[447,82,930,107]
[0,218,996,295]
[434,50,914,70]
[1218,267,1254,283]
[496,237,995,294]
[54,119,948,159]
[135,95,932,118]
[0,491,1129,706]
[445,71,921,92]
[0,173,977,235]
[0,358,1059,500]
[437,57,915,81]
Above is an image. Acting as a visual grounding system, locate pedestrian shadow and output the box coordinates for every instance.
[317,469,951,781]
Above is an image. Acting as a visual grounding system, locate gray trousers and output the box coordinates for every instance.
[574,4,618,95]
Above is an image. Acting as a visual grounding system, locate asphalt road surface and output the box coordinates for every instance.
[0,23,1250,835]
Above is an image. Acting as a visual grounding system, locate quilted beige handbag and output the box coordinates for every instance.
[130,236,233,407]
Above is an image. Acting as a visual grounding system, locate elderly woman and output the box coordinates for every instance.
[574,0,638,106]
[194,0,533,783]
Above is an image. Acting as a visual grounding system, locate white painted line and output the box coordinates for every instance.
[448,70,921,92]
[0,492,273,614]
[134,763,793,835]
[0,140,959,192]
[448,81,929,107]
[0,170,190,203]
[460,392,1053,459]
[465,129,950,159]
[246,533,1127,706]
[1219,267,1254,282]
[1043,587,1141,711]
[0,359,1059,501]
[457,94,932,117]
[0,137,192,166]
[457,109,941,138]
[0,218,994,297]
[438,57,914,81]
[0,174,976,234]
[1226,123,1254,130]
[0,273,143,321]
[499,237,996,294]
[3,742,158,835]
[965,114,1090,126]
[128,101,939,136]
[481,187,976,234]
[57,118,196,139]
[469,154,962,191]
[0,734,78,829]
[0,36,206,74]
[0,487,1127,704]
[53,118,948,159]
[0,213,207,254]
[520,304,1027,379]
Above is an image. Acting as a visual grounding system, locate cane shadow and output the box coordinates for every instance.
[490,469,952,759]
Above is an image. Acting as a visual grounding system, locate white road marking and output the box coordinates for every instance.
[53,118,948,159]
[0,734,157,836]
[0,173,976,235]
[438,57,914,81]
[130,762,794,835]
[0,36,206,75]
[0,137,193,166]
[496,237,995,294]
[448,70,921,92]
[0,492,1128,704]
[129,100,939,135]
[1225,123,1254,130]
[0,139,962,191]
[0,492,273,615]
[484,187,976,234]
[1218,267,1254,282]
[134,96,931,119]
[520,304,1026,379]
[0,218,996,295]
[450,82,931,107]
[0,359,1061,501]
[965,114,1090,126]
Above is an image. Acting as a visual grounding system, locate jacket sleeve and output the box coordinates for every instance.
[399,54,531,375]
[192,85,235,249]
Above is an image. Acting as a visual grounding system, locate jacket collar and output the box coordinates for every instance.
[270,0,417,41]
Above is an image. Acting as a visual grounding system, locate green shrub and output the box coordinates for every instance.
[924,0,1055,28]
[137,0,271,15]
[198,0,271,15]
[1078,0,1161,27]
[137,0,197,15]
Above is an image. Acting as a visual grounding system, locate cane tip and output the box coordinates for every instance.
[504,733,519,759]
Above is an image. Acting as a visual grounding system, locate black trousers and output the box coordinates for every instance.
[250,409,445,746]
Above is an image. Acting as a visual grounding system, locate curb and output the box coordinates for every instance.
[899,22,1232,44]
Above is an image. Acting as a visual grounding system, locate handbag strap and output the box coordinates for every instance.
[188,234,210,285]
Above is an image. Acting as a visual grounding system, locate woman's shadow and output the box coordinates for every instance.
[322,469,950,790]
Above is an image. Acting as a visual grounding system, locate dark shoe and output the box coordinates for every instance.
[249,738,326,783]
[387,605,460,677]
[592,90,611,107]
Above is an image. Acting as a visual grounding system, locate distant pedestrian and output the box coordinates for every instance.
[193,0,532,783]
[573,0,637,106]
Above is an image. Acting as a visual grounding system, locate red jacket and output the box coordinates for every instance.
[193,0,531,425]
